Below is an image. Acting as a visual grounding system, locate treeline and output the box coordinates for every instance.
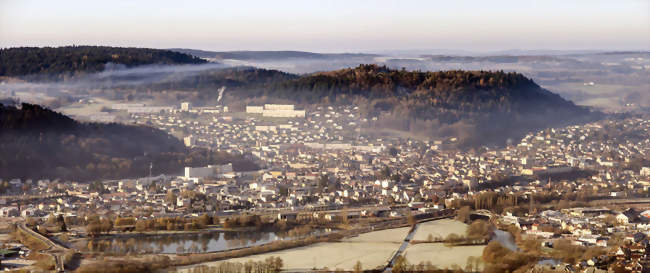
[416,220,491,247]
[0,46,206,79]
[135,66,297,92]
[87,214,219,236]
[132,214,218,232]
[481,240,538,273]
[223,215,264,229]
[221,214,319,236]
[391,255,482,273]
[0,103,258,181]
[482,230,607,272]
[264,64,548,108]
[185,257,284,273]
[450,190,599,217]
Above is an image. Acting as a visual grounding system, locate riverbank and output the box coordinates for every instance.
[74,216,419,272]
[172,226,412,272]
[169,215,457,272]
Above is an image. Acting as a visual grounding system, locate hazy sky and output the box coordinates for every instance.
[1,0,648,53]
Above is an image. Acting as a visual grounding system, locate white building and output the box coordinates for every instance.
[246,106,264,114]
[184,163,234,179]
[181,102,192,111]
[262,109,306,118]
[184,136,195,147]
[246,104,305,118]
[264,104,294,110]
[641,167,650,177]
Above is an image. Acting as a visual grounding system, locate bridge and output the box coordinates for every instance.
[382,213,455,272]
[17,222,68,272]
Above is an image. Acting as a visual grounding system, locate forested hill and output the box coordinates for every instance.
[224,65,596,146]
[139,66,299,91]
[240,64,582,113]
[0,46,207,78]
[0,103,257,181]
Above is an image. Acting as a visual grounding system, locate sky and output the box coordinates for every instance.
[1,0,648,53]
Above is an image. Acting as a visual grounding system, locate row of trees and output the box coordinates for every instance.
[392,255,480,273]
[86,218,114,236]
[133,214,219,232]
[451,189,604,219]
[185,257,283,273]
[223,215,264,229]
[87,214,222,235]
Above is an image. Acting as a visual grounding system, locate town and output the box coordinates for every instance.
[0,101,649,272]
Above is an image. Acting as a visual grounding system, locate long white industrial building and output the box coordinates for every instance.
[184,163,234,179]
[246,104,305,118]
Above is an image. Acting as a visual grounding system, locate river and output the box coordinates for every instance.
[74,229,329,254]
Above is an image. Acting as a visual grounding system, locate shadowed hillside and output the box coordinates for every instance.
[0,103,257,181]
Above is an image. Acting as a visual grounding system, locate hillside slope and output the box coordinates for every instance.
[119,64,598,146]
[0,103,257,181]
[236,65,596,145]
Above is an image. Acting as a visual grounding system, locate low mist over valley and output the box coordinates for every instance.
[1,46,633,147]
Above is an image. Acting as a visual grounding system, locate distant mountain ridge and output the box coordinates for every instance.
[168,48,378,60]
[0,46,207,79]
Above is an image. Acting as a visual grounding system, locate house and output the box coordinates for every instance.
[616,213,629,225]
[0,207,19,217]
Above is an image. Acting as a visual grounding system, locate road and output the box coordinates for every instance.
[382,224,418,273]
[17,222,68,272]
[382,214,454,273]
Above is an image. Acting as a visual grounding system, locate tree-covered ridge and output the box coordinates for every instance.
[223,64,595,147]
[0,46,207,78]
[0,103,257,181]
[141,66,298,91]
[258,64,578,112]
[0,102,77,131]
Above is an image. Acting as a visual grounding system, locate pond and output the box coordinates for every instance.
[73,229,330,254]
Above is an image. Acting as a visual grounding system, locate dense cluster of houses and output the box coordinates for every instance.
[1,103,649,271]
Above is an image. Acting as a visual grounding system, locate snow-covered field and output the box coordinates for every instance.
[402,243,485,270]
[342,226,410,243]
[178,241,399,271]
[412,218,469,241]
[176,221,486,272]
[176,227,411,272]
[404,219,484,270]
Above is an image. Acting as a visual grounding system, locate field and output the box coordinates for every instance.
[543,82,650,112]
[404,219,484,270]
[412,219,469,241]
[174,221,488,272]
[402,243,484,270]
[174,227,410,272]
